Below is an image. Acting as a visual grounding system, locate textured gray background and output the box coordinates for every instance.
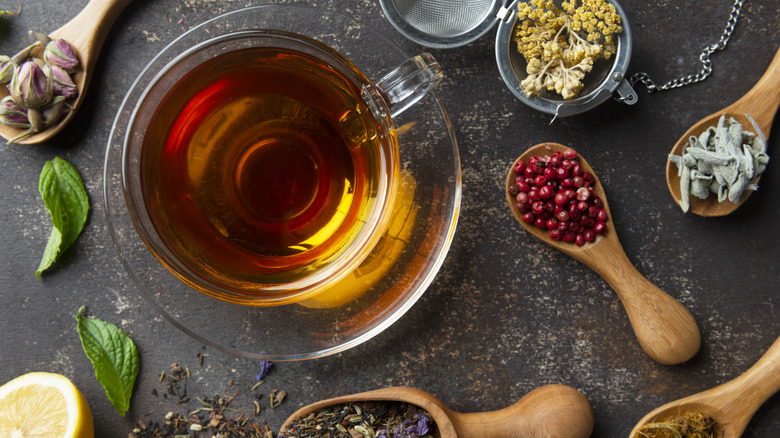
[1,0,779,436]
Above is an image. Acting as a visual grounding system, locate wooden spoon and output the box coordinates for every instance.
[666,46,780,216]
[0,0,134,144]
[279,384,594,438]
[506,143,700,365]
[628,335,780,438]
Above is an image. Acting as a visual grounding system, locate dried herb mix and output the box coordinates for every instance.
[635,412,723,438]
[280,400,437,438]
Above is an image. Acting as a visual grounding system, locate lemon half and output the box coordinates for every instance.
[0,372,94,438]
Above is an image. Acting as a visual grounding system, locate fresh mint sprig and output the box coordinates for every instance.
[36,156,88,278]
[75,306,139,417]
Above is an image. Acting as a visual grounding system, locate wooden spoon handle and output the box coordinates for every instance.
[728,45,780,132]
[447,385,593,438]
[52,0,134,58]
[707,335,780,436]
[586,244,700,365]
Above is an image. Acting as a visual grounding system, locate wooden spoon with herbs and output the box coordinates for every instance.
[506,142,700,365]
[0,0,133,144]
[629,335,780,438]
[666,46,780,216]
[279,384,594,438]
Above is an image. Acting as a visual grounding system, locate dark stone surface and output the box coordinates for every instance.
[1,0,778,436]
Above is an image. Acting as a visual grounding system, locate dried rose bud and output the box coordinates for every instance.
[44,38,79,70]
[0,55,16,84]
[27,107,43,132]
[0,95,31,128]
[49,65,78,98]
[10,61,53,109]
[41,95,67,127]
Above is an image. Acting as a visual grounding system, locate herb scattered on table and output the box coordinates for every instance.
[634,411,723,438]
[36,156,88,278]
[280,400,437,438]
[129,404,275,438]
[669,113,769,212]
[256,357,274,380]
[159,362,190,405]
[513,0,622,99]
[130,355,281,437]
[75,306,139,417]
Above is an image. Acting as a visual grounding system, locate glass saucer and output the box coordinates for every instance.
[102,5,461,360]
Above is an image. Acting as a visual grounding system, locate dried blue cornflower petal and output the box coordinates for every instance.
[416,415,430,435]
[255,357,273,380]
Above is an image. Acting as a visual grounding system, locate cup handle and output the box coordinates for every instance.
[374,53,443,118]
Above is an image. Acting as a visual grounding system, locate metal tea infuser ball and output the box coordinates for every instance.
[379,0,638,118]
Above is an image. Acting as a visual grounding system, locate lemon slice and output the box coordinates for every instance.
[0,372,94,438]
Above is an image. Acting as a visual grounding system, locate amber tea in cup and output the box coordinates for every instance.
[123,30,442,305]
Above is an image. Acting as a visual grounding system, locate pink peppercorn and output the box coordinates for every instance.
[509,148,608,247]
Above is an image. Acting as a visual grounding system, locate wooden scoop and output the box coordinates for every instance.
[279,384,594,438]
[666,46,780,216]
[628,335,780,438]
[506,143,700,365]
[0,0,134,144]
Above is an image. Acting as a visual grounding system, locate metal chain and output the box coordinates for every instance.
[629,0,744,93]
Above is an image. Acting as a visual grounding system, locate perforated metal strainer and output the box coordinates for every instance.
[380,0,505,49]
[379,0,637,117]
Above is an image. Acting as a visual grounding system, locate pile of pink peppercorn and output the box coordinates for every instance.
[508,148,608,246]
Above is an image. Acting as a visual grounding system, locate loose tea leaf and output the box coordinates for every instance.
[281,400,437,438]
[76,306,139,417]
[36,156,89,278]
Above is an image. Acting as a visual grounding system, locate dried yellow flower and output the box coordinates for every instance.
[512,0,622,99]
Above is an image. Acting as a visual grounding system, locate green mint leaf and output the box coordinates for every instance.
[36,157,89,278]
[75,306,139,417]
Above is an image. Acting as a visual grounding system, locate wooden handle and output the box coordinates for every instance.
[582,238,701,365]
[446,385,594,438]
[729,45,780,134]
[52,0,134,70]
[706,336,780,436]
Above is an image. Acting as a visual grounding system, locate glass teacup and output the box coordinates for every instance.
[121,29,442,306]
